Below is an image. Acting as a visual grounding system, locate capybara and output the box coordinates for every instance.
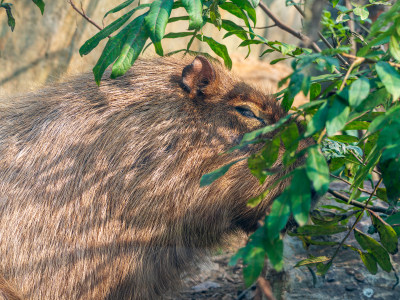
[0,55,292,299]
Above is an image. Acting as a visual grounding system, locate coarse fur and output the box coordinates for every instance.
[0,56,289,299]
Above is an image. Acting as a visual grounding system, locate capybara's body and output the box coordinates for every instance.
[0,56,287,299]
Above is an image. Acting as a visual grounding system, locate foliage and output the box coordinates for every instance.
[6,0,400,290]
[0,0,45,32]
[79,0,399,288]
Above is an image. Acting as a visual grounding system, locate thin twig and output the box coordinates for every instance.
[330,174,378,196]
[339,56,364,91]
[236,283,256,300]
[317,128,326,144]
[291,2,349,66]
[254,24,278,29]
[68,0,105,32]
[348,150,382,176]
[327,188,392,214]
[342,53,400,68]
[257,277,277,300]
[393,268,399,290]
[328,178,383,264]
[258,2,322,53]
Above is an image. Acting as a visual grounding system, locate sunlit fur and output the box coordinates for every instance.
[0,56,288,299]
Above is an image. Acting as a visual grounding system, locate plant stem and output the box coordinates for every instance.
[68,0,105,33]
[339,56,364,91]
[329,174,379,197]
[327,188,393,214]
[291,2,349,67]
[328,178,383,264]
[258,1,322,53]
[342,53,400,68]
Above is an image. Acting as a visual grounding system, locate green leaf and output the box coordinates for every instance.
[248,0,259,8]
[270,58,287,65]
[221,19,248,40]
[241,114,292,143]
[350,145,381,201]
[248,136,280,183]
[310,83,321,100]
[360,252,378,275]
[267,192,291,239]
[168,16,189,23]
[144,0,174,55]
[376,187,388,203]
[92,37,121,84]
[265,237,284,271]
[281,122,299,152]
[354,229,393,272]
[310,210,352,225]
[281,93,294,112]
[380,158,400,204]
[353,6,369,20]
[295,256,330,267]
[328,135,359,143]
[290,169,312,226]
[344,120,370,131]
[349,77,370,107]
[230,0,256,26]
[375,61,400,101]
[331,0,339,7]
[238,40,264,47]
[306,147,330,195]
[220,2,252,30]
[80,4,150,56]
[316,261,332,276]
[182,0,203,29]
[209,0,222,30]
[163,32,194,38]
[92,12,149,85]
[242,247,266,287]
[304,101,329,137]
[389,33,400,62]
[298,100,325,111]
[369,106,400,133]
[377,122,400,162]
[195,35,232,69]
[2,4,15,32]
[326,98,350,136]
[247,189,270,208]
[110,15,148,79]
[387,212,400,226]
[368,210,398,254]
[200,158,245,186]
[355,88,390,113]
[32,0,45,14]
[103,0,136,19]
[293,224,348,236]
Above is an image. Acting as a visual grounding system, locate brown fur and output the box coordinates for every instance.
[0,56,290,299]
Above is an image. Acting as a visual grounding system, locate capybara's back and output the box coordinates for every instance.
[0,56,286,299]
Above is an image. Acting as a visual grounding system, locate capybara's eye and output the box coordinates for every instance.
[235,106,266,125]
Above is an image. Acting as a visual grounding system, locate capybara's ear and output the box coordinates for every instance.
[181,56,216,97]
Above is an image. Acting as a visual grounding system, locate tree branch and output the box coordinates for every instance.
[339,55,364,91]
[342,53,400,68]
[330,174,378,197]
[290,3,349,66]
[329,178,383,264]
[68,0,105,33]
[256,277,277,300]
[258,1,322,53]
[327,188,392,214]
